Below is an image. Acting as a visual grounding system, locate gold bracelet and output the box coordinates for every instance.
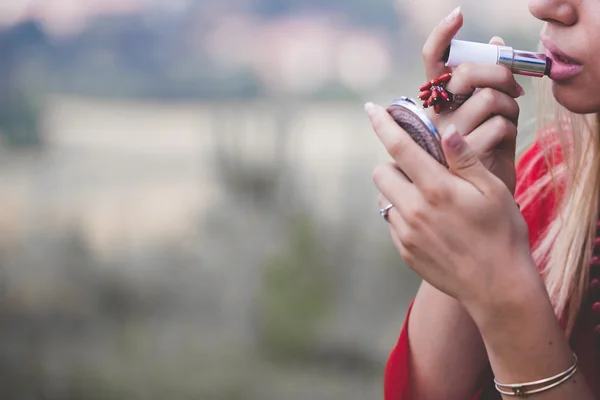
[493,353,578,397]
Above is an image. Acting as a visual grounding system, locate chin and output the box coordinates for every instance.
[551,83,600,115]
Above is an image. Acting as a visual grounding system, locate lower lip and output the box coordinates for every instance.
[547,51,584,81]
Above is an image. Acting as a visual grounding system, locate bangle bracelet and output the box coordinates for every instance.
[494,353,578,397]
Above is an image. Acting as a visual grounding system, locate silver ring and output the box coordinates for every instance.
[445,89,471,108]
[380,204,394,221]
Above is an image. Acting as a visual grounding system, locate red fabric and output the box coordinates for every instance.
[383,138,598,399]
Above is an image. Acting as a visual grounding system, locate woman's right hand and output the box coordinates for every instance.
[419,7,523,194]
[380,12,525,397]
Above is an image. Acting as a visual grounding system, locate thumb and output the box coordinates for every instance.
[441,124,491,192]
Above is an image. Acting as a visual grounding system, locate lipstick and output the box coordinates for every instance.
[444,40,551,77]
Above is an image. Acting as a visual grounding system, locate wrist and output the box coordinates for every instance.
[463,256,550,334]
[460,258,581,395]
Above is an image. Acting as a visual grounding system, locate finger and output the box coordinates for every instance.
[366,103,446,188]
[440,124,496,194]
[465,115,518,157]
[388,221,410,264]
[422,6,463,80]
[489,36,505,46]
[372,162,417,215]
[378,193,401,224]
[378,192,410,222]
[451,88,520,134]
[445,63,525,99]
[378,194,411,261]
[378,193,392,209]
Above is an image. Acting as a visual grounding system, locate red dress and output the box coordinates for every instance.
[383,138,600,399]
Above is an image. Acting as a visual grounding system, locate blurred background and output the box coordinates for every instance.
[0,1,543,399]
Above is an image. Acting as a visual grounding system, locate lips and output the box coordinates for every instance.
[541,37,583,65]
[540,37,584,81]
[552,52,579,65]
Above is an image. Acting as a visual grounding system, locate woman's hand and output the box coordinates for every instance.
[367,102,540,315]
[420,7,523,194]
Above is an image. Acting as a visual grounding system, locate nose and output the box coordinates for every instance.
[528,0,578,26]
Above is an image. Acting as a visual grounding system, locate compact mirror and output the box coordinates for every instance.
[386,97,448,167]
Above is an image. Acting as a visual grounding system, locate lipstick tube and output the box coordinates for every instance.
[444,39,550,77]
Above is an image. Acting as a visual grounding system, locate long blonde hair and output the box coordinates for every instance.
[517,66,600,337]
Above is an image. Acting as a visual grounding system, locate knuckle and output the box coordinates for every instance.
[388,138,407,160]
[421,43,435,62]
[398,229,418,253]
[498,66,514,83]
[491,114,509,129]
[478,87,498,107]
[371,163,388,185]
[454,62,476,79]
[511,99,521,120]
[491,115,515,136]
[422,183,451,206]
[404,203,427,227]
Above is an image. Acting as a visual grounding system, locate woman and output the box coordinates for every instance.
[366,1,600,399]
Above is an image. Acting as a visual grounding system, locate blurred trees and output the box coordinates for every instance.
[0,22,46,148]
[251,0,401,29]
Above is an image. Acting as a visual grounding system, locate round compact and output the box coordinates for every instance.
[386,97,447,167]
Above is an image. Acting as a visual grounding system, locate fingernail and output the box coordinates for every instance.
[516,83,525,97]
[364,102,377,117]
[446,6,461,23]
[490,36,504,45]
[443,124,462,149]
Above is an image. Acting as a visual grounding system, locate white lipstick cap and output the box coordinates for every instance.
[445,40,499,67]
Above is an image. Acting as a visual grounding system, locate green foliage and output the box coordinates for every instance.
[0,230,185,399]
[0,95,42,149]
[258,214,332,360]
[69,348,251,400]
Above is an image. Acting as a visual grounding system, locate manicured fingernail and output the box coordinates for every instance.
[446,6,461,23]
[364,102,377,117]
[490,36,504,45]
[443,124,462,149]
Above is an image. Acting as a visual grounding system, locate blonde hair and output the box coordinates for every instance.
[517,63,600,337]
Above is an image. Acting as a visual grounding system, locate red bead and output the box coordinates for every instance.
[420,81,432,91]
[594,237,600,249]
[439,73,452,83]
[419,90,431,100]
[432,89,439,100]
[592,302,600,317]
[591,278,600,295]
[434,104,441,114]
[431,77,440,86]
[440,90,450,101]
[590,260,600,280]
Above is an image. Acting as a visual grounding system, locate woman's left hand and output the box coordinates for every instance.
[366,102,540,314]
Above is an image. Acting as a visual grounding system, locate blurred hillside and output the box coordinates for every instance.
[0,0,542,149]
[0,0,542,101]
